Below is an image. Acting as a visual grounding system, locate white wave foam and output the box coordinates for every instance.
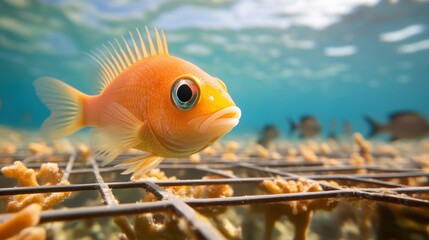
[379,24,425,42]
[184,43,212,56]
[155,0,380,30]
[282,35,315,49]
[397,39,429,54]
[324,45,357,57]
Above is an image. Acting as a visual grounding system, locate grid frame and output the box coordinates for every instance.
[1,145,429,239]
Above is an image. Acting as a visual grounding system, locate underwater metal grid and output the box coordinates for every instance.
[1,148,429,239]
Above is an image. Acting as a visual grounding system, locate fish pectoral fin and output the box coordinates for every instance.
[117,154,164,179]
[91,102,145,165]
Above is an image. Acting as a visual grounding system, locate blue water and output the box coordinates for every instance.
[1,0,429,140]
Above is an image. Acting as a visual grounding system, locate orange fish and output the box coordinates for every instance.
[34,27,240,178]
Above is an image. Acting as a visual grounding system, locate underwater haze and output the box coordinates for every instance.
[1,0,429,140]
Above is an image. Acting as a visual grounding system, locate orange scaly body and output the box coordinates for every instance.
[34,28,240,178]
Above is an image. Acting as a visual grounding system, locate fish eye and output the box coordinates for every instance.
[171,77,200,111]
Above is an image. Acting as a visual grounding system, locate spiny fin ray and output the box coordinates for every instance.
[145,26,156,56]
[162,31,168,55]
[137,28,148,58]
[122,34,137,63]
[88,27,169,93]
[129,31,141,60]
[115,38,131,67]
[155,28,164,54]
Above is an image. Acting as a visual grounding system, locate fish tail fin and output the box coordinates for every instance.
[34,77,86,139]
[364,116,381,138]
[288,118,297,134]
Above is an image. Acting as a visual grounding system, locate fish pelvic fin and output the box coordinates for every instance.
[364,116,382,138]
[117,154,164,180]
[34,77,86,140]
[92,102,144,165]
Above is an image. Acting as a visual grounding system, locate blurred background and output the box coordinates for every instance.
[0,0,428,141]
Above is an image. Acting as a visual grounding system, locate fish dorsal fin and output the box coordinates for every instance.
[88,27,169,93]
[389,111,418,120]
[300,115,315,123]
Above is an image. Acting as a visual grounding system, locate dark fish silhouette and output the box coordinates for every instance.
[328,120,337,140]
[365,111,429,141]
[343,120,352,137]
[257,124,279,147]
[289,115,321,138]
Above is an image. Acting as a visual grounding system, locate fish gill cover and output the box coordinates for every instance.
[0,0,428,140]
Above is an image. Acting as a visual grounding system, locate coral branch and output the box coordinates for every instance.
[1,161,72,212]
[261,178,339,240]
[0,204,42,239]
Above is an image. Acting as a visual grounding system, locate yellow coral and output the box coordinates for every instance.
[134,212,196,240]
[194,175,233,199]
[319,143,332,155]
[189,153,201,163]
[36,163,62,186]
[0,142,16,155]
[225,141,240,153]
[13,226,46,240]
[2,161,39,187]
[6,194,45,213]
[77,143,91,161]
[349,152,365,166]
[28,142,53,155]
[202,146,216,156]
[134,171,234,239]
[139,169,233,206]
[41,181,72,210]
[1,161,72,212]
[0,204,42,239]
[299,145,318,162]
[52,139,73,154]
[353,133,374,163]
[286,148,298,162]
[221,152,238,161]
[261,178,339,240]
[255,145,270,159]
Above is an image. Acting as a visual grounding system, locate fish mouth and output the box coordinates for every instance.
[190,106,241,134]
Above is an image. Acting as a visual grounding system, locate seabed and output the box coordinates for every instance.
[0,127,429,240]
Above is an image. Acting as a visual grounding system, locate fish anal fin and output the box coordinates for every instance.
[91,102,145,165]
[117,154,164,180]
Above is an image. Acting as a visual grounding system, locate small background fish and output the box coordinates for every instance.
[257,124,279,147]
[365,111,429,141]
[289,116,322,138]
